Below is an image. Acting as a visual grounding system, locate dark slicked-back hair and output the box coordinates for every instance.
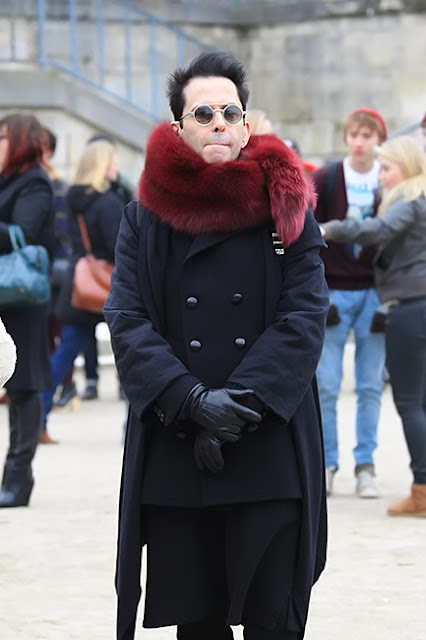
[0,112,47,177]
[43,127,57,154]
[167,51,249,122]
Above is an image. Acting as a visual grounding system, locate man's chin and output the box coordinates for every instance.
[203,146,233,164]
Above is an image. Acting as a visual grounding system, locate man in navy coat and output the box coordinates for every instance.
[104,51,329,640]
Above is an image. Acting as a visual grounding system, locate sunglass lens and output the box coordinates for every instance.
[194,105,214,124]
[224,105,242,124]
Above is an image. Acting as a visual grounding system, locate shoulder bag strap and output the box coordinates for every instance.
[8,225,27,250]
[76,214,92,254]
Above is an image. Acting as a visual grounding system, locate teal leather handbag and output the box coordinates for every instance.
[0,225,50,308]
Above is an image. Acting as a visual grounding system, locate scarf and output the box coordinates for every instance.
[138,122,317,247]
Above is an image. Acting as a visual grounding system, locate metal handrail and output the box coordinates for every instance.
[3,0,211,122]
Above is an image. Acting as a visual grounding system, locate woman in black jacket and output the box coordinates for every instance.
[321,135,426,516]
[0,112,55,508]
[42,139,123,437]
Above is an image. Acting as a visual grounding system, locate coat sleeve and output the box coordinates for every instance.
[98,191,123,261]
[321,197,415,246]
[103,204,200,423]
[0,317,17,388]
[227,208,329,423]
[0,178,53,251]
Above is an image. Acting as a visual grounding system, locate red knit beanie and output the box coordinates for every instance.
[350,108,387,142]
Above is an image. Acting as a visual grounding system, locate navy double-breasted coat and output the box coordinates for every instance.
[104,201,329,640]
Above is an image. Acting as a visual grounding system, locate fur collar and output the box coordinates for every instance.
[138,122,316,247]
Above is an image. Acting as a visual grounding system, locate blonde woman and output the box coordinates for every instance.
[320,136,426,516]
[42,140,123,437]
[245,109,274,136]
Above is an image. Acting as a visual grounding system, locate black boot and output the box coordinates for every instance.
[0,390,41,508]
[0,472,34,507]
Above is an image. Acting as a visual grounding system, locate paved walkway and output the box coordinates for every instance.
[0,344,425,640]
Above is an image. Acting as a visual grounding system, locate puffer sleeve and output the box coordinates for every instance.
[0,317,17,388]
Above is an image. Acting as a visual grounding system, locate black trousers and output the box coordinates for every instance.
[177,616,300,639]
[386,298,426,483]
[143,500,302,634]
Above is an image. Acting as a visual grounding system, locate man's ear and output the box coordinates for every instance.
[171,121,180,135]
[241,121,251,149]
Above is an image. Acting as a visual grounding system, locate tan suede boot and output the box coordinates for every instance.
[387,484,426,517]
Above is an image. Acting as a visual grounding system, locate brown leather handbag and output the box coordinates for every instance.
[71,214,113,314]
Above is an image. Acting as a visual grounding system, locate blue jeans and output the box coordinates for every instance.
[386,298,426,484]
[42,323,95,423]
[316,289,385,470]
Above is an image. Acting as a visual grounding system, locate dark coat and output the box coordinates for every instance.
[104,201,329,640]
[0,166,55,391]
[54,185,123,324]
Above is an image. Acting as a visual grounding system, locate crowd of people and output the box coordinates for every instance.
[0,48,425,640]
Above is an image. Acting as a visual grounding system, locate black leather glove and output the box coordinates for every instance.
[229,391,266,433]
[193,431,224,473]
[370,309,388,333]
[326,303,341,327]
[178,384,262,442]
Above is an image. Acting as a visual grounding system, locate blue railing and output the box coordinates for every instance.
[3,0,211,122]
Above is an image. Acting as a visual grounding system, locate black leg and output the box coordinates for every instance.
[177,615,234,640]
[244,623,300,640]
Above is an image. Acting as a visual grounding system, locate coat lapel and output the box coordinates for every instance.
[184,228,246,262]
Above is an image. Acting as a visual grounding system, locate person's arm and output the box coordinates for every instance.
[0,179,53,251]
[227,208,329,424]
[103,203,200,423]
[98,191,124,261]
[10,179,53,245]
[321,197,415,246]
[0,318,17,388]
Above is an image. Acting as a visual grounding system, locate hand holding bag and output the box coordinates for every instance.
[0,225,50,308]
[71,214,113,314]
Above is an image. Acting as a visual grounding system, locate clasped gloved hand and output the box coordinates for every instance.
[193,431,224,474]
[178,383,263,442]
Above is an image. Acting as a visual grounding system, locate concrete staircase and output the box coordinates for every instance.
[0,0,209,178]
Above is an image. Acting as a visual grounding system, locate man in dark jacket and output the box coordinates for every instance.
[104,51,329,640]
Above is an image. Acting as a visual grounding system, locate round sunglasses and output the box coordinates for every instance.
[179,104,246,126]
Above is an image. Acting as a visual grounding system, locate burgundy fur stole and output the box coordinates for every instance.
[138,122,316,247]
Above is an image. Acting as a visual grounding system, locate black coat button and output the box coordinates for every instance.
[189,339,202,351]
[176,431,186,439]
[232,293,243,304]
[234,337,246,348]
[186,296,198,309]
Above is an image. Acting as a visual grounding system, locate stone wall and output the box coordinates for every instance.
[0,1,425,173]
[179,10,426,162]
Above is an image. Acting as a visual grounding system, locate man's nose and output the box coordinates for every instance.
[211,111,226,130]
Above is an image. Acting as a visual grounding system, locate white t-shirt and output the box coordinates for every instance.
[343,157,380,257]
